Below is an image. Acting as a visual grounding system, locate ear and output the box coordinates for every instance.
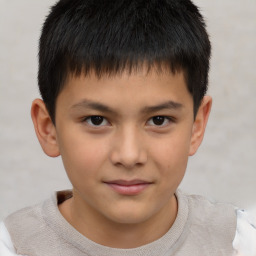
[31,99,60,157]
[189,96,212,156]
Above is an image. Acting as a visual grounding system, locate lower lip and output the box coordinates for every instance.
[105,183,151,195]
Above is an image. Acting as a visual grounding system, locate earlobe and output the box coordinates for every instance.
[31,99,60,157]
[189,96,212,156]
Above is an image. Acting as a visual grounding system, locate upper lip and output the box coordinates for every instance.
[104,179,153,186]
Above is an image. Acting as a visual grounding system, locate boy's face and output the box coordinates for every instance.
[33,68,211,228]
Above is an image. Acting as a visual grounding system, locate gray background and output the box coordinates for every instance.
[0,0,255,220]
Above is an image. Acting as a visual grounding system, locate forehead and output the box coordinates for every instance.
[57,68,193,113]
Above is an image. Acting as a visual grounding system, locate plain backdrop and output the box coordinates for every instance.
[0,0,256,220]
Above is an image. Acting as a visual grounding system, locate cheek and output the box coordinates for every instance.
[58,132,109,183]
[151,131,192,179]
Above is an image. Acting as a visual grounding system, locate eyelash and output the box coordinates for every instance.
[82,115,174,128]
[146,116,174,127]
[83,116,110,127]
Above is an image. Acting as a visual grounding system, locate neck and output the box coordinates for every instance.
[59,191,178,248]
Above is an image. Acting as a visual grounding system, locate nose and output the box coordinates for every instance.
[110,126,147,169]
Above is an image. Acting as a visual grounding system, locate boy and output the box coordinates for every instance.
[0,0,255,255]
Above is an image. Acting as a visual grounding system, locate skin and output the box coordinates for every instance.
[31,68,211,248]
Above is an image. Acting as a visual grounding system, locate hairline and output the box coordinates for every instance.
[49,63,199,126]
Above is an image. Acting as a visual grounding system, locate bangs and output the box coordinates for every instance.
[39,0,210,122]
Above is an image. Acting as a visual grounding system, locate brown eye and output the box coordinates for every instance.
[152,116,165,125]
[85,116,108,126]
[147,116,171,126]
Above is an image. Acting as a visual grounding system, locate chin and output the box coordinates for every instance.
[105,205,153,225]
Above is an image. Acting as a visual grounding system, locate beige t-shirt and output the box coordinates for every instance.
[1,190,256,256]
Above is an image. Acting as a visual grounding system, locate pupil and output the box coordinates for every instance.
[153,116,164,125]
[91,116,103,125]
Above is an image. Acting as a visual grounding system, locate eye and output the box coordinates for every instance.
[147,116,172,127]
[84,116,109,127]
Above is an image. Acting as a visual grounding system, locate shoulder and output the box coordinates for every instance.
[233,209,256,256]
[179,192,237,253]
[0,221,25,256]
[179,191,256,256]
[4,201,45,239]
[2,199,52,255]
[1,192,71,256]
[185,192,237,232]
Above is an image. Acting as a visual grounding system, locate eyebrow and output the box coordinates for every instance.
[141,101,183,114]
[71,99,183,114]
[71,99,117,115]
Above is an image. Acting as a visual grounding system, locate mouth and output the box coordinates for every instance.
[103,179,153,196]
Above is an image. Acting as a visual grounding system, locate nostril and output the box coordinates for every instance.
[110,149,147,169]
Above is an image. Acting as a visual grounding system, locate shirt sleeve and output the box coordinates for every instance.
[0,221,27,256]
[233,209,256,256]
